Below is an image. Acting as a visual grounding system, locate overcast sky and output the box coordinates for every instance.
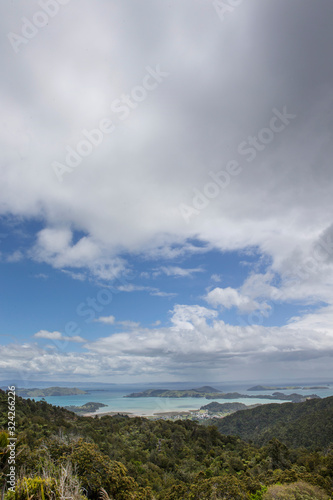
[1,0,333,384]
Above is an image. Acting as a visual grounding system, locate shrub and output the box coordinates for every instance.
[263,480,329,499]
[5,476,59,500]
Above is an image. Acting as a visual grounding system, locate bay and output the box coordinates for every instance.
[22,383,333,416]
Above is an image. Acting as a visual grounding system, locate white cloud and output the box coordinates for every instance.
[159,266,204,278]
[33,330,85,343]
[170,304,218,331]
[117,320,140,329]
[94,315,115,325]
[116,283,176,297]
[61,269,87,281]
[30,228,127,282]
[117,284,154,293]
[3,303,332,381]
[150,291,177,297]
[205,286,266,313]
[1,2,333,381]
[6,250,23,263]
[2,1,332,294]
[34,273,48,279]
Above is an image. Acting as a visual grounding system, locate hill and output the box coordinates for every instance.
[124,387,223,398]
[211,396,333,448]
[16,386,87,397]
[248,385,329,391]
[1,389,333,499]
[63,401,107,415]
[125,387,319,402]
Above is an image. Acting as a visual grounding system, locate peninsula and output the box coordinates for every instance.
[248,385,329,391]
[124,386,222,399]
[124,387,320,403]
[17,387,88,397]
[63,402,107,415]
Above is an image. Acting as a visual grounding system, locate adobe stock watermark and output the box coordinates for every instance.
[7,0,71,54]
[52,65,169,183]
[212,0,243,22]
[179,106,296,223]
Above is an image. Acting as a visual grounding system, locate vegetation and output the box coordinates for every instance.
[1,389,332,499]
[211,396,333,448]
[63,402,108,415]
[16,387,87,397]
[200,402,260,413]
[125,387,319,402]
[124,386,222,398]
[263,481,330,499]
[248,386,303,391]
[248,385,329,391]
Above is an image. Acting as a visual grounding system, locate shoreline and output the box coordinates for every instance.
[83,409,193,418]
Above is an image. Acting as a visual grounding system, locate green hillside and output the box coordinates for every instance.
[212,396,333,448]
[125,388,319,402]
[124,386,222,398]
[16,387,87,397]
[1,389,333,499]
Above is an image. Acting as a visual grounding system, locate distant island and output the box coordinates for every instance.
[248,385,329,391]
[63,402,107,415]
[124,387,320,403]
[124,386,223,399]
[17,387,88,397]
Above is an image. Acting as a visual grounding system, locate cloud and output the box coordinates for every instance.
[117,320,140,329]
[2,1,332,291]
[33,330,85,343]
[6,250,23,263]
[3,303,332,381]
[117,283,177,297]
[117,284,154,293]
[150,291,177,297]
[1,1,333,381]
[205,287,266,313]
[34,273,48,279]
[94,317,140,328]
[159,266,204,278]
[61,269,87,281]
[30,228,127,282]
[170,304,218,331]
[94,315,115,325]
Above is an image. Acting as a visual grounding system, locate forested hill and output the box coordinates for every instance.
[16,387,87,397]
[212,396,333,448]
[1,389,333,499]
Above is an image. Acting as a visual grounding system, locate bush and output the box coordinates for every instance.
[68,439,152,499]
[5,476,59,500]
[263,480,329,499]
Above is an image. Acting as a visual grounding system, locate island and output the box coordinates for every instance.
[63,402,107,415]
[125,387,320,403]
[124,386,223,399]
[248,385,329,391]
[17,387,88,397]
[248,385,301,391]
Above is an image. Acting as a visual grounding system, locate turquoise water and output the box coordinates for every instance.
[24,384,333,416]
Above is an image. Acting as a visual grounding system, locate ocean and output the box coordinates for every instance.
[17,382,333,416]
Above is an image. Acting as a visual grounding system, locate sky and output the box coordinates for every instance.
[1,0,333,385]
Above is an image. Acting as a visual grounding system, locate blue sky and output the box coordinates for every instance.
[1,0,333,383]
[0,217,264,340]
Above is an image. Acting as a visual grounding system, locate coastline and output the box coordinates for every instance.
[83,409,192,418]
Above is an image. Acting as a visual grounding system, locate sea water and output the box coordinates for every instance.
[20,383,333,416]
